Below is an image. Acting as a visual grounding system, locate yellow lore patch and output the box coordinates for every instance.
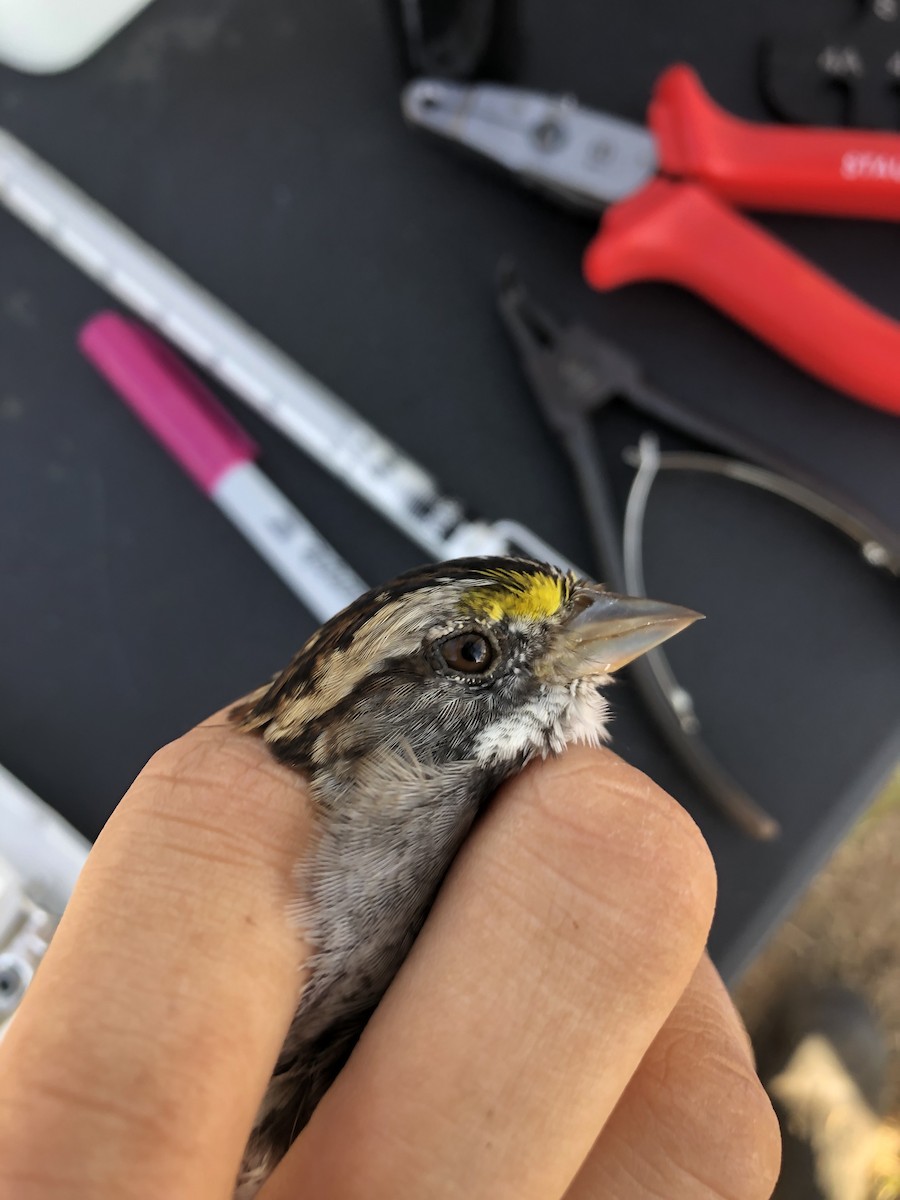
[460,568,569,622]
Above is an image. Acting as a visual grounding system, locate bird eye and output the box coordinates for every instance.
[437,632,495,675]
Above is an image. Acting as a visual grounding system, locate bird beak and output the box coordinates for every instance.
[559,588,702,675]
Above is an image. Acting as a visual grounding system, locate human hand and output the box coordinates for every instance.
[0,715,780,1199]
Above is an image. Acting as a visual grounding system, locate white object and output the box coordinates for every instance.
[0,123,578,573]
[0,764,90,1036]
[214,464,368,620]
[0,0,153,73]
[0,763,89,914]
[0,123,504,560]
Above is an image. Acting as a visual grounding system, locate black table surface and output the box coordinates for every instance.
[1,0,898,982]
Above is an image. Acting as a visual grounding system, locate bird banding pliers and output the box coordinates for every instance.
[403,65,900,416]
[495,265,900,841]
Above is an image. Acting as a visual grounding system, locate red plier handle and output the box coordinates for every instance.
[652,65,900,219]
[583,66,900,416]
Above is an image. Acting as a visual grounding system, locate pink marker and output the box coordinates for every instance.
[79,313,366,621]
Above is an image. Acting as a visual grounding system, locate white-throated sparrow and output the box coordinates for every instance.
[230,556,698,1196]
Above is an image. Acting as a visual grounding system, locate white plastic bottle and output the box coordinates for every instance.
[0,0,153,73]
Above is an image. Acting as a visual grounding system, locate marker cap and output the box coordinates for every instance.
[79,312,258,494]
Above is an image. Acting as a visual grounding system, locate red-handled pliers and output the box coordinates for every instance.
[403,66,900,416]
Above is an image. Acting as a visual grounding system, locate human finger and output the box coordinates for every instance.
[564,953,780,1199]
[0,713,312,1200]
[262,743,717,1200]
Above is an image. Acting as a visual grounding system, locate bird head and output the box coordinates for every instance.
[236,557,700,781]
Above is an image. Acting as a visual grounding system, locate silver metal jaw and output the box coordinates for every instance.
[403,78,658,210]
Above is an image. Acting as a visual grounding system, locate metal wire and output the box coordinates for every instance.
[562,424,781,841]
[622,443,898,576]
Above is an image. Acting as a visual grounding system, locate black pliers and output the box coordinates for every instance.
[497,265,900,840]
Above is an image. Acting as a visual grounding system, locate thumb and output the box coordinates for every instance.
[0,709,311,1200]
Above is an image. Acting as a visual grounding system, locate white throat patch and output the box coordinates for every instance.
[471,678,613,769]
